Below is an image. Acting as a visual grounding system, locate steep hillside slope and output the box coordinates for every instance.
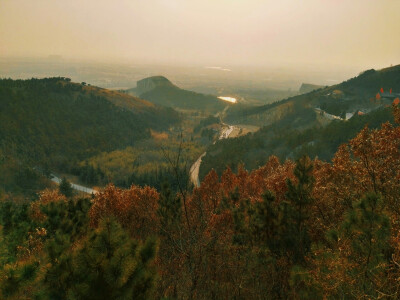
[127,76,229,113]
[200,65,400,179]
[0,77,180,194]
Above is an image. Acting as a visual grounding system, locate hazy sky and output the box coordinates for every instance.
[1,0,399,69]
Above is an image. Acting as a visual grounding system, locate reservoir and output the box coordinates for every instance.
[218,96,237,103]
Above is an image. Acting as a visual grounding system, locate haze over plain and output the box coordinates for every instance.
[1,0,399,70]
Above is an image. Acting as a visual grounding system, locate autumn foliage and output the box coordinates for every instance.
[3,106,400,298]
[29,189,67,222]
[89,184,159,240]
[83,111,400,298]
[34,113,400,297]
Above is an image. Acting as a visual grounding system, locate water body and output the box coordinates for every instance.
[218,96,237,103]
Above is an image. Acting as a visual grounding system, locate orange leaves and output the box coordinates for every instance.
[30,189,66,222]
[17,227,47,261]
[220,167,237,194]
[195,168,220,212]
[394,98,400,106]
[304,114,400,239]
[37,188,67,205]
[89,184,159,240]
[194,155,296,216]
[376,93,381,101]
[206,210,234,241]
[69,103,400,298]
[310,160,341,238]
[350,123,400,193]
[263,158,296,203]
[187,155,298,252]
[326,121,400,222]
[393,103,400,124]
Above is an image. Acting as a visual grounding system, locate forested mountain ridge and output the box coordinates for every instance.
[0,77,180,195]
[200,65,400,179]
[225,64,400,126]
[126,75,229,112]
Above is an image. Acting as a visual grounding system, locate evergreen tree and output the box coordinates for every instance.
[340,193,390,298]
[59,177,73,197]
[283,155,314,265]
[158,182,181,233]
[237,156,315,263]
[232,156,316,298]
[43,218,157,300]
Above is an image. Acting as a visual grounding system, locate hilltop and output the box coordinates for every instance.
[126,76,229,113]
[135,76,175,95]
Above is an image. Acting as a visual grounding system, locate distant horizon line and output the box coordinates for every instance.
[0,55,386,72]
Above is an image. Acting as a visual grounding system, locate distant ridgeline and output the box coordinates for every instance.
[126,76,229,113]
[0,77,180,194]
[200,64,400,180]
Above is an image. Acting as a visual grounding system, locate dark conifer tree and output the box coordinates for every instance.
[283,155,314,265]
[158,182,181,233]
[44,218,157,300]
[59,177,73,198]
[340,193,390,297]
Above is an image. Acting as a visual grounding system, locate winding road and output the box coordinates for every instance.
[50,174,99,195]
[189,124,235,188]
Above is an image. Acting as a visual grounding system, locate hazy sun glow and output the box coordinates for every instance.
[0,0,399,69]
[218,96,237,103]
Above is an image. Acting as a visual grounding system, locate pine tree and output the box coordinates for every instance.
[283,155,314,265]
[59,177,73,198]
[158,182,181,232]
[340,193,390,298]
[240,156,315,263]
[43,218,157,300]
[231,156,316,298]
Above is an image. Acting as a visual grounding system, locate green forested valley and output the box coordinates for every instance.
[0,78,181,196]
